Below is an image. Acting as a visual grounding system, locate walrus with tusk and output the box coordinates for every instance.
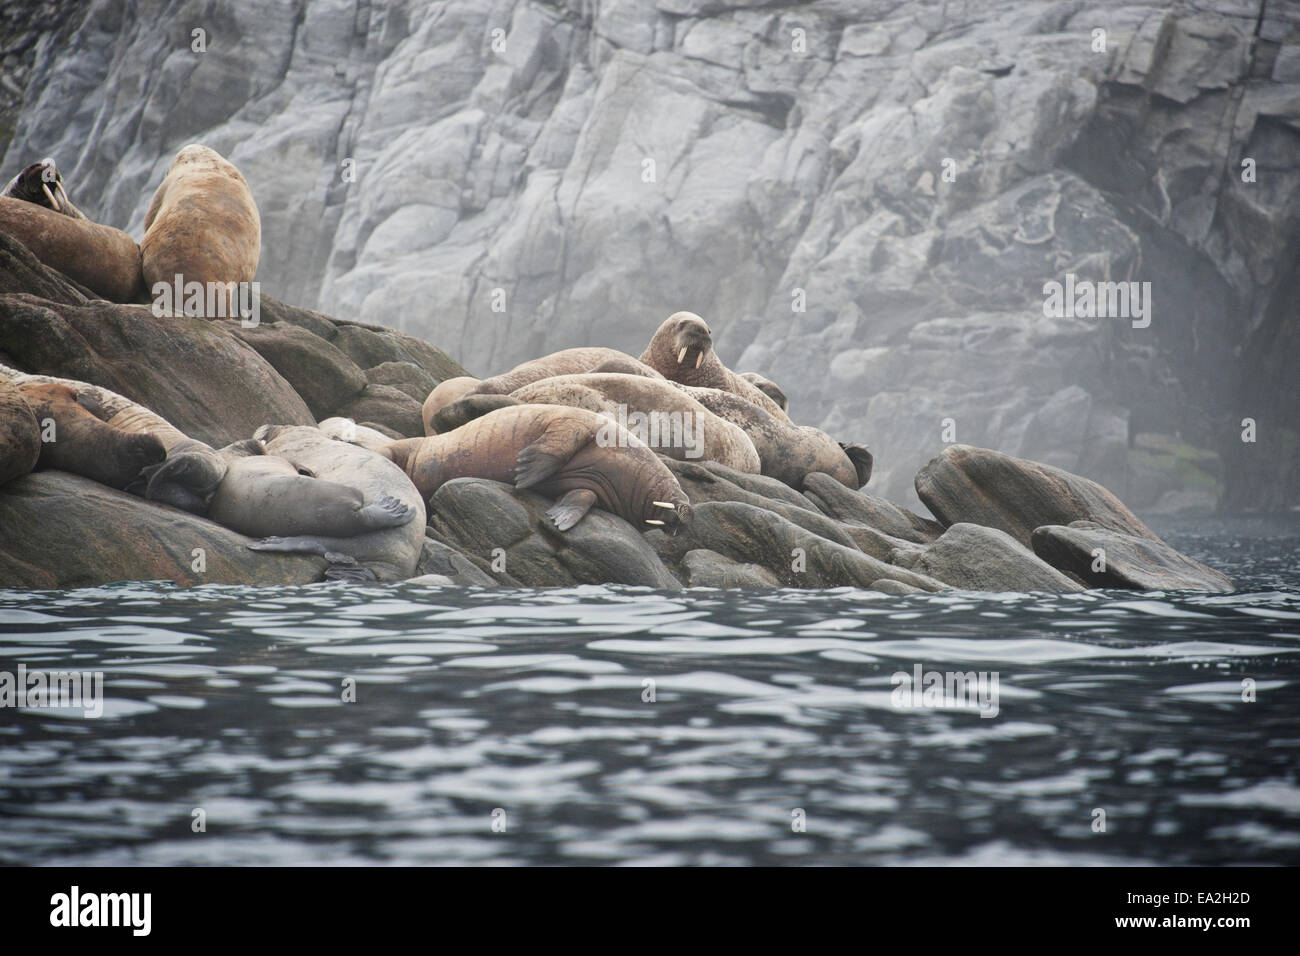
[380,404,692,533]
[2,158,85,219]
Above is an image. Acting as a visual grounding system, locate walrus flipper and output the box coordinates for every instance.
[357,493,415,529]
[514,420,594,489]
[546,489,598,531]
[839,442,874,489]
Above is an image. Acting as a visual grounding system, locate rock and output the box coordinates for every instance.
[1032,521,1236,592]
[365,361,438,403]
[0,290,314,447]
[870,579,924,596]
[0,230,92,303]
[0,471,327,588]
[336,383,425,438]
[427,477,681,588]
[655,500,948,591]
[406,573,455,586]
[895,522,1083,593]
[802,471,943,543]
[681,549,781,588]
[412,535,499,587]
[915,444,1160,548]
[229,321,368,419]
[0,378,39,484]
[331,323,468,382]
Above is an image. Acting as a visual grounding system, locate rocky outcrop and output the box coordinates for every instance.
[0,471,328,588]
[893,522,1084,593]
[1032,521,1236,592]
[3,0,1293,510]
[915,444,1159,547]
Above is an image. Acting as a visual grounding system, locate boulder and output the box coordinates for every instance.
[228,321,367,418]
[412,535,499,587]
[1032,521,1236,592]
[654,500,949,591]
[915,444,1160,547]
[0,471,327,588]
[331,323,468,382]
[365,361,438,403]
[893,522,1083,593]
[802,472,943,543]
[336,384,425,438]
[681,549,781,588]
[427,477,681,588]
[0,291,314,447]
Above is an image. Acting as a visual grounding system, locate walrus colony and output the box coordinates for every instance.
[0,144,887,582]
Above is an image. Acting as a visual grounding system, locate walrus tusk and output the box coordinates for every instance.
[695,351,703,369]
[644,518,665,525]
[41,182,60,211]
[55,180,70,207]
[652,501,675,509]
[677,347,687,364]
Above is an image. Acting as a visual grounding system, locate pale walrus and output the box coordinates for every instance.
[639,312,792,422]
[17,382,166,489]
[468,347,663,397]
[500,373,761,473]
[0,196,144,302]
[0,380,40,485]
[380,404,692,533]
[678,384,866,490]
[141,144,260,317]
[244,425,427,582]
[2,158,86,219]
[739,371,789,413]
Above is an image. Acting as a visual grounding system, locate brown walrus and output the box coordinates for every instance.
[141,144,260,317]
[0,380,40,485]
[421,376,482,435]
[0,196,144,302]
[2,158,86,219]
[380,404,692,533]
[502,373,761,473]
[739,371,789,413]
[639,312,792,422]
[17,382,166,489]
[677,384,868,490]
[469,347,662,396]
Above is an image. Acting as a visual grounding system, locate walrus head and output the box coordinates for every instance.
[661,311,713,372]
[641,490,693,536]
[740,372,789,413]
[433,393,520,434]
[2,158,74,215]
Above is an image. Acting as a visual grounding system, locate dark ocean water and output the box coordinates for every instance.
[1,514,1297,866]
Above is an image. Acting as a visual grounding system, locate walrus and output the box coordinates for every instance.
[496,373,762,473]
[380,404,692,533]
[318,417,398,453]
[2,158,86,219]
[17,382,166,489]
[0,380,40,485]
[1,364,227,513]
[141,144,260,318]
[678,384,866,490]
[0,196,144,302]
[421,376,482,435]
[739,372,789,413]
[469,347,662,397]
[639,312,792,422]
[244,425,427,582]
[207,444,415,543]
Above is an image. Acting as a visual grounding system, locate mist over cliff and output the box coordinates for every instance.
[2,0,1297,509]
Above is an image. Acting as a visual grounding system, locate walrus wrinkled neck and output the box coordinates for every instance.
[380,438,423,473]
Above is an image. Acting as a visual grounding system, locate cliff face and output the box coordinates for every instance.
[2,0,1297,509]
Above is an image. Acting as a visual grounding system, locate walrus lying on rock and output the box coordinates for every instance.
[0,379,40,485]
[2,158,85,219]
[739,371,789,413]
[381,404,692,533]
[434,373,761,474]
[246,425,426,582]
[0,196,144,302]
[16,382,166,489]
[468,347,662,397]
[640,312,791,423]
[421,376,482,435]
